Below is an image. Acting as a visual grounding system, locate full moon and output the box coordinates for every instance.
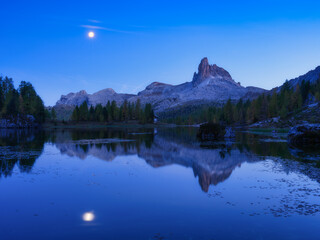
[88,31,95,38]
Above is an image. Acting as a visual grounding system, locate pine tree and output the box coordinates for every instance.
[259,94,268,120]
[102,107,108,122]
[269,91,278,117]
[300,79,310,103]
[95,104,103,122]
[1,77,15,116]
[71,106,80,122]
[223,99,233,124]
[51,108,57,121]
[135,99,141,120]
[89,105,95,121]
[3,89,19,116]
[111,100,117,121]
[144,103,154,123]
[128,102,134,120]
[291,85,303,111]
[79,102,89,121]
[122,100,129,121]
[106,101,112,122]
[34,96,45,122]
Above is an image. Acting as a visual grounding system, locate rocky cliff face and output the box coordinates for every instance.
[56,90,89,106]
[192,57,234,86]
[54,58,266,114]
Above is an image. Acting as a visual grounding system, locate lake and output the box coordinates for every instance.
[0,127,320,240]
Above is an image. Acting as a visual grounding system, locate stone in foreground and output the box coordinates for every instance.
[288,124,320,146]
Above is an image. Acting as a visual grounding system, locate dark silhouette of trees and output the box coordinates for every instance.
[71,99,154,124]
[0,76,45,122]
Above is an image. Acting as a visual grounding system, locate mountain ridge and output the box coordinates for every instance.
[55,58,266,115]
[54,58,320,120]
[280,66,320,90]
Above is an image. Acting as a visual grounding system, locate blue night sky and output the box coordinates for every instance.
[1,0,320,106]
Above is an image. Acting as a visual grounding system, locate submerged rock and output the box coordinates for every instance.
[288,124,320,146]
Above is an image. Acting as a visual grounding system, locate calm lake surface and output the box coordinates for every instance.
[0,127,320,240]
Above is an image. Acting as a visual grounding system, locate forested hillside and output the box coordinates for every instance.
[162,77,320,125]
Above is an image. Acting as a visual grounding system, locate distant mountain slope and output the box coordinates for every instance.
[278,66,320,90]
[56,89,135,107]
[54,58,266,116]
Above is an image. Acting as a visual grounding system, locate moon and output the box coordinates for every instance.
[88,31,95,38]
[82,212,95,221]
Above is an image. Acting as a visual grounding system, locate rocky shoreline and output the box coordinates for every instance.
[0,115,39,129]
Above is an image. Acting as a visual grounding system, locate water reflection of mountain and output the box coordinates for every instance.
[0,129,47,178]
[54,128,261,192]
[2,128,319,191]
[139,137,259,192]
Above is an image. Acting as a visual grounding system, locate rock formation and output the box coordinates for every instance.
[288,124,320,146]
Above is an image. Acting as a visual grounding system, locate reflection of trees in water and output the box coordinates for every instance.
[54,128,261,192]
[2,127,318,192]
[54,128,320,192]
[156,127,198,145]
[68,128,154,148]
[54,128,155,162]
[235,132,320,161]
[56,128,154,154]
[0,129,48,178]
[235,133,291,158]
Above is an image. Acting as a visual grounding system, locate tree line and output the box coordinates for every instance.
[0,76,45,122]
[163,77,320,125]
[71,99,155,124]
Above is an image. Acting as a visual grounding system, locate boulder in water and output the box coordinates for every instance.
[288,124,320,146]
[197,123,227,141]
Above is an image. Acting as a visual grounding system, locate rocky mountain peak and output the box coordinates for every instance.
[192,58,233,86]
[56,90,89,106]
[94,88,116,95]
[197,57,211,79]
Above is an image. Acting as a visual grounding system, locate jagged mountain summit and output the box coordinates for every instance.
[192,57,235,86]
[55,58,265,114]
